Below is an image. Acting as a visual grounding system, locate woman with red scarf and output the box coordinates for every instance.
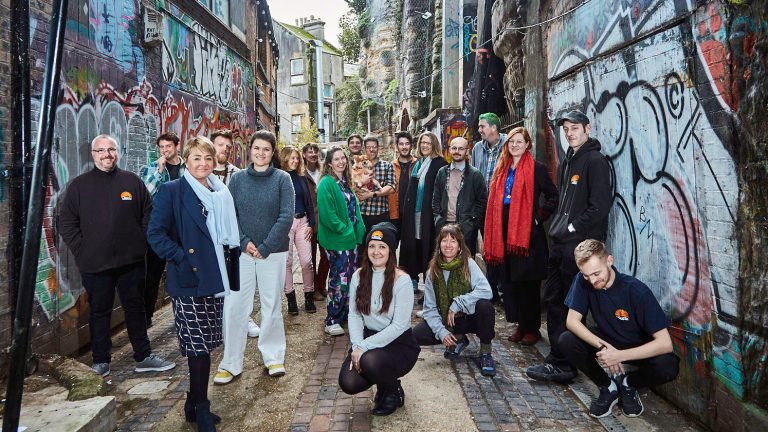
[484,127,558,345]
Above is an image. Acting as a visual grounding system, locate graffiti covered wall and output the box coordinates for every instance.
[24,0,257,355]
[543,0,767,429]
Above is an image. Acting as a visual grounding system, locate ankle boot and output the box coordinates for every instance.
[396,380,405,407]
[194,400,217,432]
[304,292,317,313]
[286,292,299,315]
[185,392,222,424]
[371,390,401,416]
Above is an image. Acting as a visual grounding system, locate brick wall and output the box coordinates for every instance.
[0,0,270,371]
[525,0,768,430]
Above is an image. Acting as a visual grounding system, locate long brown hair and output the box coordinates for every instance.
[355,245,398,315]
[279,145,305,176]
[490,126,532,183]
[428,224,472,285]
[322,146,352,181]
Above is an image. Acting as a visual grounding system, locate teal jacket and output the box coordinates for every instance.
[317,175,365,251]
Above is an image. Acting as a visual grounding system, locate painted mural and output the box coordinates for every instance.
[30,1,257,329]
[545,0,767,416]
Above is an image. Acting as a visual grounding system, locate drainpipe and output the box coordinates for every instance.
[3,0,69,430]
[311,40,325,143]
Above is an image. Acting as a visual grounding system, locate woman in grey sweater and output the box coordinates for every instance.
[215,130,295,384]
[413,224,497,377]
[339,222,419,416]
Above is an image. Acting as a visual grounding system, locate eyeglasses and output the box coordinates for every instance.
[449,146,467,151]
[92,148,117,154]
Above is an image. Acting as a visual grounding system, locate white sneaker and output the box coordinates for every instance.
[415,310,425,318]
[248,319,260,338]
[324,324,345,336]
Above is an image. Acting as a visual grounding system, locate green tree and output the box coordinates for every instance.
[344,0,366,14]
[296,119,320,146]
[339,12,361,63]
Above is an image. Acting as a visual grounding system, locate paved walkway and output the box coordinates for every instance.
[83,290,705,431]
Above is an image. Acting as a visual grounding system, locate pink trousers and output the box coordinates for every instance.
[285,216,315,294]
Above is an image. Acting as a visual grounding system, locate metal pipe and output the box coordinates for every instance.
[312,39,325,142]
[3,0,69,429]
[8,0,32,324]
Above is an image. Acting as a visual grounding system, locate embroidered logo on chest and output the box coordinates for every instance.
[120,191,133,201]
[615,309,629,321]
[570,174,580,185]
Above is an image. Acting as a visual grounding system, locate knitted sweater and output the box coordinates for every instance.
[228,164,294,257]
[317,175,365,251]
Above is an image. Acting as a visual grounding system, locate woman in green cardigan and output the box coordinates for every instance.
[317,146,366,336]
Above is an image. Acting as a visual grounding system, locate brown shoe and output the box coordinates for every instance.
[313,291,326,301]
[520,331,541,346]
[507,329,523,343]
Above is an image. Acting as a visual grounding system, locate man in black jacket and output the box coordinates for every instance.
[432,137,488,255]
[526,110,613,383]
[58,134,175,377]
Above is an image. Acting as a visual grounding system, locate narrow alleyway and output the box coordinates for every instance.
[92,269,706,432]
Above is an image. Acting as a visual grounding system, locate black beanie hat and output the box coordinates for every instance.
[365,222,398,252]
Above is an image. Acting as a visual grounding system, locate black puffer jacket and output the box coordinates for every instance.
[548,138,613,243]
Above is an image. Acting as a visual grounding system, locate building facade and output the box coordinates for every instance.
[0,0,278,366]
[275,17,344,144]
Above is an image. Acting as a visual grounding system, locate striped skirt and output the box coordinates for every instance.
[170,295,224,357]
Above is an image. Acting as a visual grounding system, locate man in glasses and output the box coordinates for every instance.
[59,134,175,377]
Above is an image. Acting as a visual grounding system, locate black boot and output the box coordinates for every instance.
[194,400,217,432]
[287,292,299,315]
[304,292,317,313]
[371,390,401,416]
[397,380,405,407]
[185,392,222,424]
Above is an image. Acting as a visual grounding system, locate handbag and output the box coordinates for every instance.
[223,246,241,291]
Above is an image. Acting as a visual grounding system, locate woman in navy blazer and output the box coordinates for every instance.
[148,136,240,432]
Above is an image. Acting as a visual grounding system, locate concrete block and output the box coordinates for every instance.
[19,387,116,432]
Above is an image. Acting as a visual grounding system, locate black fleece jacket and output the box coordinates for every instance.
[58,167,152,273]
[548,138,613,244]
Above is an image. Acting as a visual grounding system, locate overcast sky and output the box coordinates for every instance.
[269,0,350,48]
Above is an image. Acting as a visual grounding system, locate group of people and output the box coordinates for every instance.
[58,109,679,431]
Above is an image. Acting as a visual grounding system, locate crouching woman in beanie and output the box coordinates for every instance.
[413,224,497,377]
[148,136,241,431]
[339,222,420,416]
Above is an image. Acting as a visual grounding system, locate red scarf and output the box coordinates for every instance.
[484,151,534,265]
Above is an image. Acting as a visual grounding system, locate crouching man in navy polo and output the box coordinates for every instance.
[559,239,679,419]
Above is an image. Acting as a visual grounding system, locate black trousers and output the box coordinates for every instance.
[542,242,579,368]
[144,248,166,324]
[339,328,420,394]
[362,213,391,238]
[558,330,680,388]
[413,299,496,345]
[81,262,151,364]
[502,280,541,332]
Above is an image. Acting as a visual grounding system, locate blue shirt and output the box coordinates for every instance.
[565,268,671,348]
[503,167,516,205]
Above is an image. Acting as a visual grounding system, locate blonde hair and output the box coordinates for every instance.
[279,145,305,176]
[574,239,609,266]
[182,136,216,160]
[416,132,442,158]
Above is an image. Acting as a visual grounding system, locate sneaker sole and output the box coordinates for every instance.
[590,398,619,418]
[135,363,176,373]
[622,400,644,417]
[247,333,260,338]
[525,370,577,383]
[267,369,286,377]
[481,369,496,377]
[213,372,238,385]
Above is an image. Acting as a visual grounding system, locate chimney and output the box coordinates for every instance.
[301,16,325,41]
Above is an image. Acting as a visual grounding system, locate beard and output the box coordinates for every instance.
[216,153,229,165]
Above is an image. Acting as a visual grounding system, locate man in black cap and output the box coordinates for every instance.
[526,110,613,383]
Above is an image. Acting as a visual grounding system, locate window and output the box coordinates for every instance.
[323,83,335,99]
[196,0,244,35]
[291,59,305,85]
[291,115,303,133]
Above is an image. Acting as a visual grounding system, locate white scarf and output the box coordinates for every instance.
[183,170,240,296]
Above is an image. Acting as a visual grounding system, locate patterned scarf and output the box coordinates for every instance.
[483,151,535,265]
[433,256,471,326]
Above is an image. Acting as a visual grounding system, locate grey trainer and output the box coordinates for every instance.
[91,362,110,377]
[134,353,176,373]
